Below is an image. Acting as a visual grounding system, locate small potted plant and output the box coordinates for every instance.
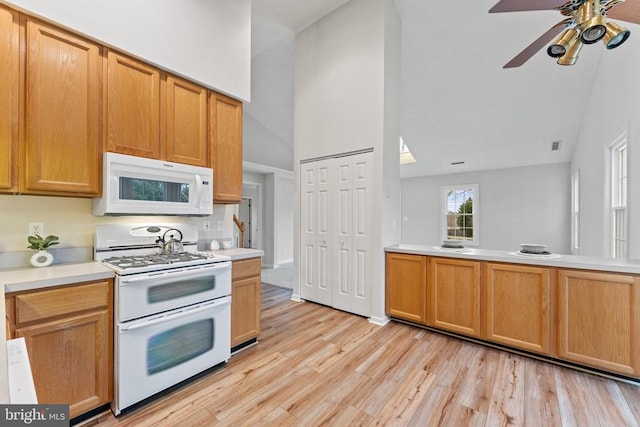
[27,234,59,267]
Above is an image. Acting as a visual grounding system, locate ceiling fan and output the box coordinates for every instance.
[489,0,640,67]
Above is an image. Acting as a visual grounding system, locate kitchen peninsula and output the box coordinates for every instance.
[385,244,640,380]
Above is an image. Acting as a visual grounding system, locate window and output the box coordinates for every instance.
[571,171,580,254]
[611,140,627,259]
[441,184,479,245]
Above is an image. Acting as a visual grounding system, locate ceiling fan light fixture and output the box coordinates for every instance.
[557,38,583,66]
[547,27,579,58]
[580,15,607,44]
[603,21,631,49]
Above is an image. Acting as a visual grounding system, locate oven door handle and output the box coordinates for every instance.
[120,297,230,332]
[119,262,231,284]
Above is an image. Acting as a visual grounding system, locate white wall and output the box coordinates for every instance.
[274,175,294,264]
[571,34,640,259]
[263,174,275,267]
[294,0,401,321]
[401,162,571,254]
[294,0,385,161]
[2,0,251,101]
[244,31,294,171]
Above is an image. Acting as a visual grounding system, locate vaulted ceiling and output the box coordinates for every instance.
[251,0,639,177]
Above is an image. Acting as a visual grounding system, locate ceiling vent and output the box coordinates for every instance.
[551,140,561,151]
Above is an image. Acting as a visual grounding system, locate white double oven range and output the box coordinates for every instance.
[95,223,231,415]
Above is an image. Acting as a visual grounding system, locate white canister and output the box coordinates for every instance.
[209,240,220,250]
[222,240,233,250]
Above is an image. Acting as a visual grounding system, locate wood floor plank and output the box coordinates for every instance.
[370,366,436,425]
[485,352,526,426]
[554,368,638,427]
[523,359,562,426]
[455,347,499,413]
[619,382,640,423]
[86,284,640,427]
[408,384,459,426]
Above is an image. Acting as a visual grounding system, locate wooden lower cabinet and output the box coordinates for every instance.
[385,252,427,324]
[384,251,640,379]
[427,257,481,337]
[5,280,113,419]
[483,263,553,355]
[557,269,640,376]
[231,257,262,348]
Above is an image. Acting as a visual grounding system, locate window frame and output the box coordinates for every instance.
[440,184,479,246]
[610,139,628,259]
[571,170,580,254]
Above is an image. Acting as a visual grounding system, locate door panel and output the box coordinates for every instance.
[299,152,372,316]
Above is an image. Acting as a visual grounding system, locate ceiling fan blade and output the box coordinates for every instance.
[503,23,567,68]
[489,0,569,13]
[606,0,640,25]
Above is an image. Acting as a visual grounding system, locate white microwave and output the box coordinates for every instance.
[93,152,213,216]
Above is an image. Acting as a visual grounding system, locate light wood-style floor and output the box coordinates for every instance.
[89,284,640,427]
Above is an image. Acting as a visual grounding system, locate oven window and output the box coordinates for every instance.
[147,319,214,375]
[119,176,189,203]
[148,277,215,304]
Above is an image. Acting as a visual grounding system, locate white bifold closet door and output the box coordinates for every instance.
[300,151,372,317]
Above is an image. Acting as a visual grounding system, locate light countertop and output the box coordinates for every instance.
[385,244,640,275]
[201,248,264,261]
[1,262,115,404]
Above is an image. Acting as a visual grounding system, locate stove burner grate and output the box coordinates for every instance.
[103,252,211,269]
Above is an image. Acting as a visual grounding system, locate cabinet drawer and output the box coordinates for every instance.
[14,280,110,325]
[232,257,261,281]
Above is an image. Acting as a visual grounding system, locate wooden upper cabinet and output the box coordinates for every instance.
[0,5,18,193]
[385,252,427,324]
[165,76,208,167]
[427,257,481,337]
[21,18,101,195]
[483,263,554,355]
[557,269,640,376]
[209,91,243,204]
[106,50,160,159]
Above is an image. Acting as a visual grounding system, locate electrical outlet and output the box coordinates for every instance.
[203,221,211,231]
[217,221,224,232]
[29,222,44,236]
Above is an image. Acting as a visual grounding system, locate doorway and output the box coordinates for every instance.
[238,197,252,248]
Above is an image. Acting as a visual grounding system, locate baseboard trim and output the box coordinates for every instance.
[368,315,390,326]
[291,293,302,302]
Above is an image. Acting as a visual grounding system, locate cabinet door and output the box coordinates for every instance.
[427,257,481,337]
[15,309,111,418]
[558,269,640,376]
[165,75,208,167]
[106,51,160,159]
[231,275,261,347]
[385,253,427,324]
[209,91,243,204]
[0,5,18,193]
[22,18,101,195]
[484,263,553,355]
